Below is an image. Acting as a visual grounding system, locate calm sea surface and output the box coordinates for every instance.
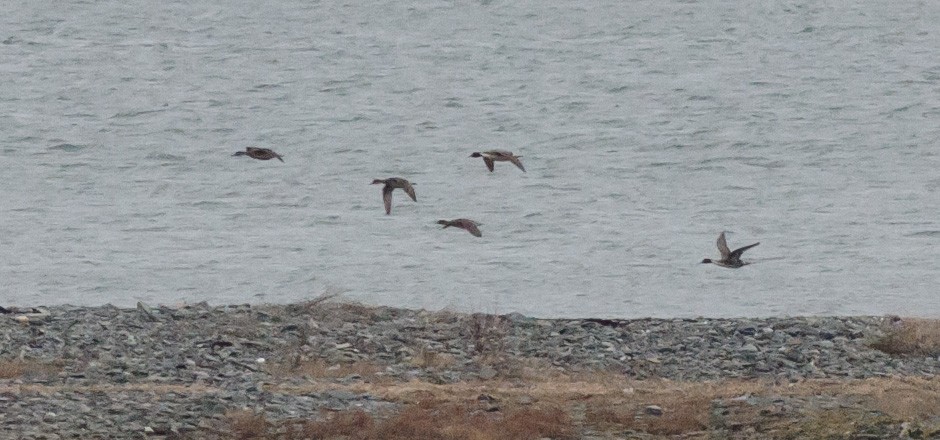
[2,0,938,318]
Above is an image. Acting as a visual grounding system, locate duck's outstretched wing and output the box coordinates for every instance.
[507,155,525,172]
[717,232,731,260]
[442,219,482,237]
[382,185,393,215]
[730,242,760,259]
[462,220,482,237]
[402,181,417,202]
[483,157,495,172]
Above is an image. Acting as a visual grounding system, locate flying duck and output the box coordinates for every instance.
[437,218,482,237]
[469,150,525,173]
[371,178,417,215]
[233,147,284,162]
[701,232,759,268]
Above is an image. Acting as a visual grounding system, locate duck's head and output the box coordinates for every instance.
[233,151,247,157]
[370,179,385,185]
[700,258,712,264]
[436,220,450,226]
[469,152,482,158]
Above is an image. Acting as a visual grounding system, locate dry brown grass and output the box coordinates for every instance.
[286,409,374,438]
[458,313,535,380]
[277,291,394,326]
[311,302,384,325]
[0,359,63,380]
[839,376,940,421]
[870,318,940,357]
[465,313,509,358]
[294,291,343,310]
[242,402,575,440]
[224,409,270,440]
[267,358,386,382]
[585,392,711,436]
[0,360,31,379]
[4,360,940,438]
[410,347,457,370]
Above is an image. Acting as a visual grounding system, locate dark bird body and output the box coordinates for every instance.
[469,150,525,172]
[437,218,482,237]
[232,147,284,162]
[371,178,417,215]
[701,232,759,268]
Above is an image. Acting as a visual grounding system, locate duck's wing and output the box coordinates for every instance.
[402,181,417,202]
[730,242,760,259]
[717,232,731,260]
[382,185,393,215]
[507,155,526,172]
[483,157,495,172]
[463,221,482,237]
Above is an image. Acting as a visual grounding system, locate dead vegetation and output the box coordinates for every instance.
[3,362,938,439]
[870,317,940,357]
[228,402,575,440]
[409,346,457,370]
[266,358,386,382]
[284,292,385,325]
[216,372,940,439]
[585,392,712,435]
[466,313,509,358]
[0,358,63,380]
[224,409,270,440]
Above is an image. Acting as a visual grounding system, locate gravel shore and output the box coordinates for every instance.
[1,300,938,439]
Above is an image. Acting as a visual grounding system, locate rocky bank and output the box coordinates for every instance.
[1,300,938,439]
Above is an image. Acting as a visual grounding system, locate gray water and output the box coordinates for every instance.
[2,0,938,318]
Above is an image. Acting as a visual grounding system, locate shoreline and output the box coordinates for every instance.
[2,300,939,438]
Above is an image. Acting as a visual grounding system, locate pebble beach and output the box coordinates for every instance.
[2,300,939,439]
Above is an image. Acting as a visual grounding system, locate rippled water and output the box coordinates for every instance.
[2,0,938,317]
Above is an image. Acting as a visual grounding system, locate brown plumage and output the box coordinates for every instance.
[437,219,482,237]
[469,150,525,172]
[233,147,284,162]
[701,232,759,268]
[371,178,417,215]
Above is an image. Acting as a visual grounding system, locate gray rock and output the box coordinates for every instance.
[479,366,498,380]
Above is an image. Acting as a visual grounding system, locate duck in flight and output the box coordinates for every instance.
[371,178,417,215]
[437,218,482,237]
[233,147,284,162]
[469,150,525,173]
[701,232,759,268]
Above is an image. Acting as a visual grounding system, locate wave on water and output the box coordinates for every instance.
[905,231,940,238]
[48,143,86,152]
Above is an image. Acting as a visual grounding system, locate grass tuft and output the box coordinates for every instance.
[585,393,711,436]
[0,359,63,380]
[267,358,385,381]
[410,347,457,370]
[225,409,270,440]
[870,318,940,357]
[227,403,574,440]
[289,409,374,439]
